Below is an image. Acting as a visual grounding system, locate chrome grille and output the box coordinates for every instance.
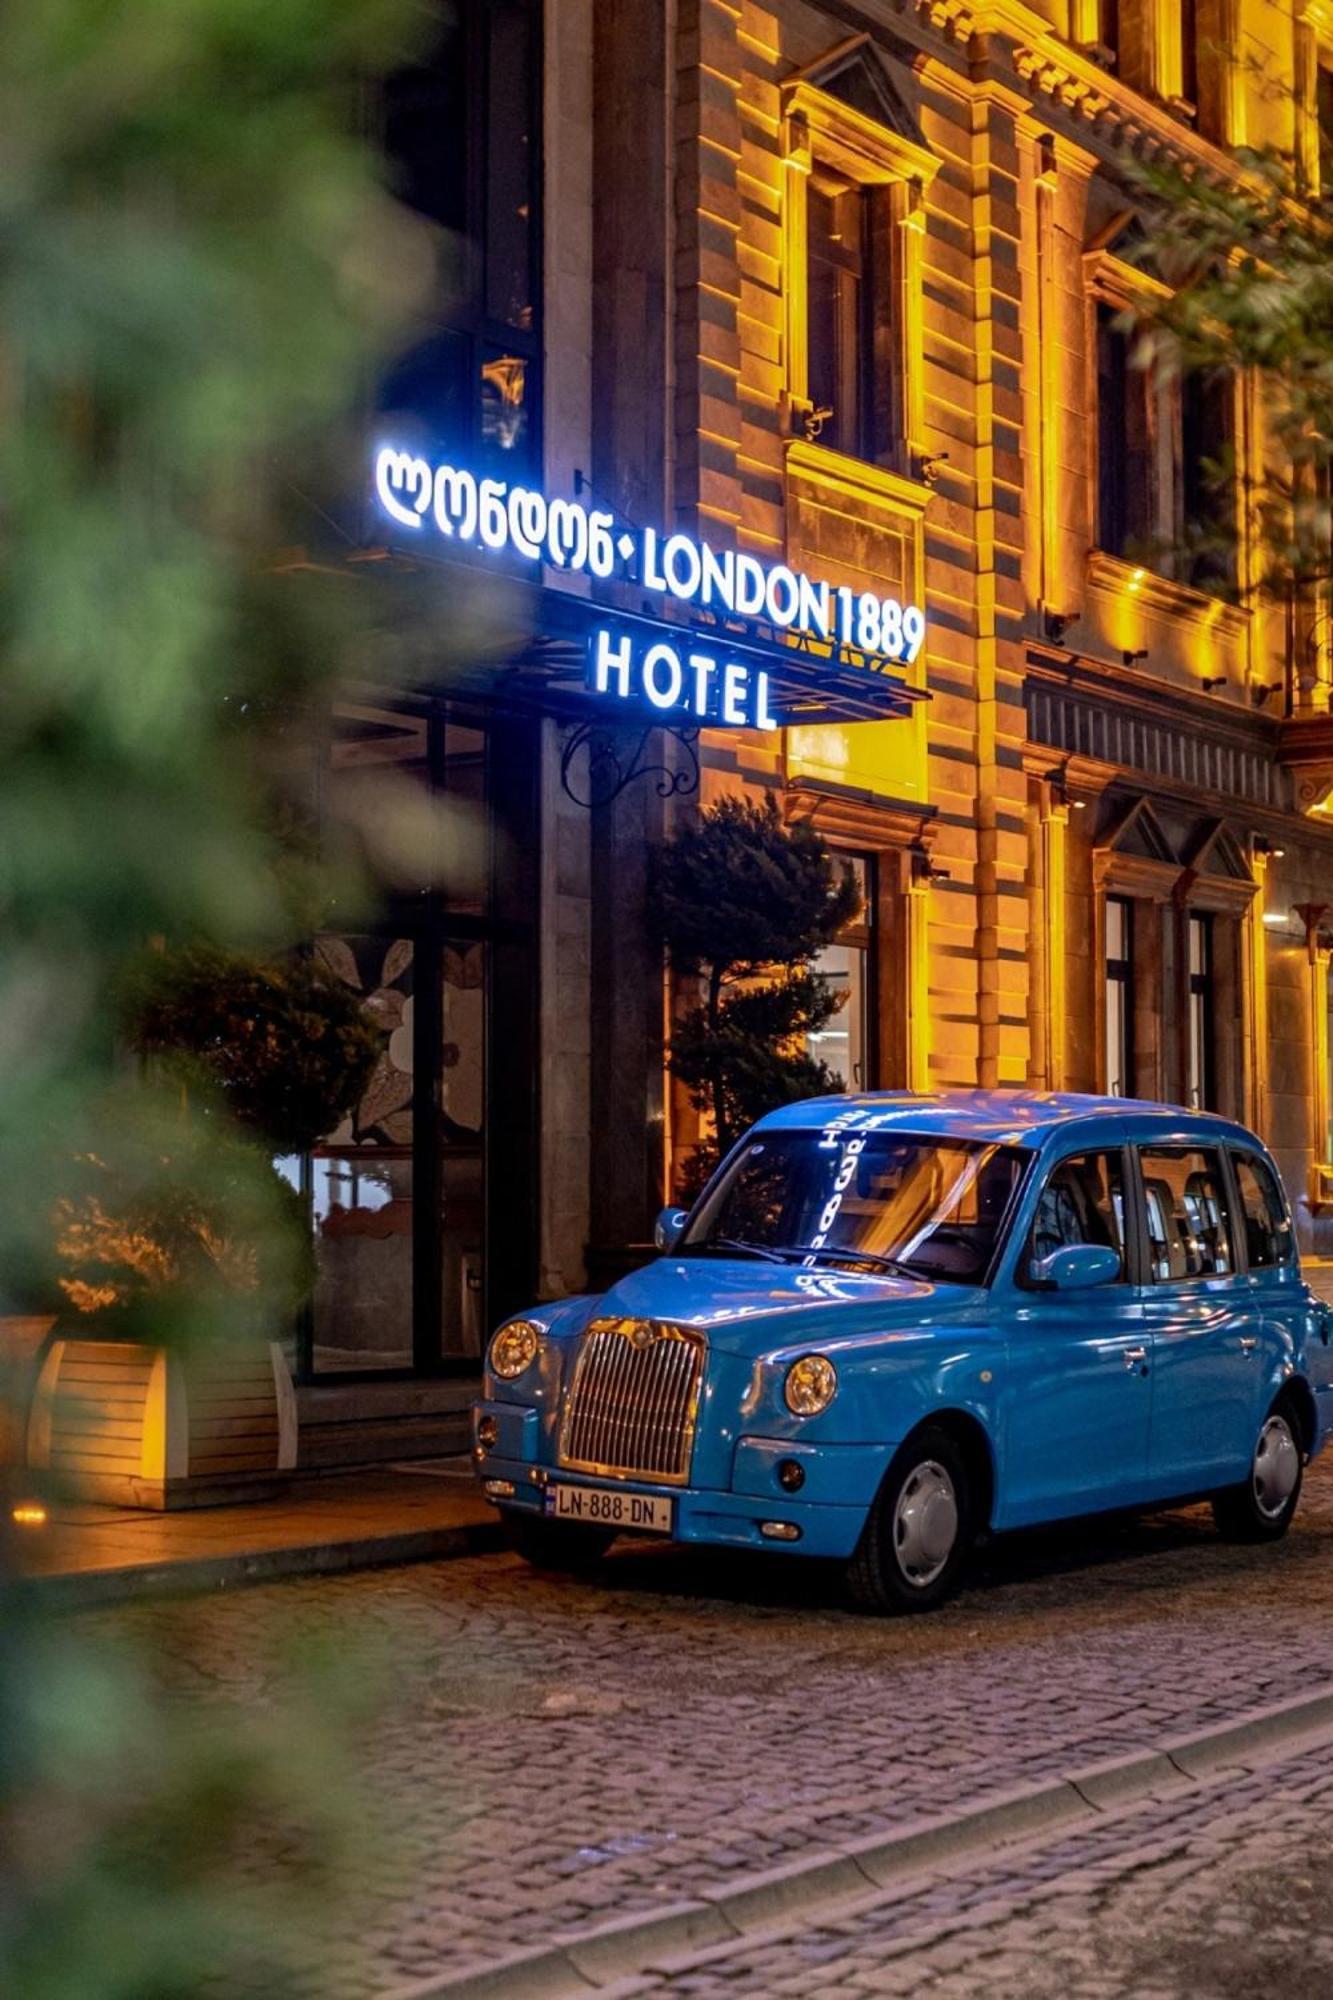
[559,1319,705,1484]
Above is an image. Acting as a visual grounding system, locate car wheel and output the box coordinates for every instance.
[504,1513,617,1572]
[847,1425,971,1614]
[1212,1403,1304,1543]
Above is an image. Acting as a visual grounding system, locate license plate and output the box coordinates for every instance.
[549,1482,674,1535]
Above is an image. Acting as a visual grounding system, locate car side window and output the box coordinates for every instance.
[1026,1151,1126,1279]
[1231,1152,1293,1270]
[1139,1146,1235,1282]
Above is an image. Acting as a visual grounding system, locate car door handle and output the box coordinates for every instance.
[1239,1336,1258,1354]
[1123,1345,1148,1370]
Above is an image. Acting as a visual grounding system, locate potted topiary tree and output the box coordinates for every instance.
[652,793,861,1195]
[25,948,381,1507]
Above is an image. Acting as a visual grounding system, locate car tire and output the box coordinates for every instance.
[1212,1400,1305,1543]
[504,1513,617,1572]
[847,1425,972,1614]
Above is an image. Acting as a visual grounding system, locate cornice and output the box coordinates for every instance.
[966,0,1252,180]
[1024,642,1278,754]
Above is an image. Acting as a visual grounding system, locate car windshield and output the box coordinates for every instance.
[681,1128,1030,1285]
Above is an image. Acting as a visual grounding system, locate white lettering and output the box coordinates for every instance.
[756,671,777,730]
[592,628,633,699]
[376,447,432,529]
[689,650,718,715]
[479,478,507,550]
[663,534,702,601]
[797,574,831,641]
[507,486,546,561]
[546,498,589,569]
[765,564,800,628]
[587,510,615,579]
[734,554,766,617]
[642,642,685,710]
[721,661,749,725]
[700,544,736,613]
[433,464,478,540]
[642,526,667,591]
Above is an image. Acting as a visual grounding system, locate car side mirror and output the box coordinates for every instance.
[654,1207,689,1253]
[1028,1243,1121,1292]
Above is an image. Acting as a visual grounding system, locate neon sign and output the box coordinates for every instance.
[589,627,778,730]
[374,445,927,670]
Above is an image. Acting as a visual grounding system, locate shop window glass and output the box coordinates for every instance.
[1026,1151,1126,1275]
[378,0,539,472]
[1187,911,1214,1110]
[1231,1152,1293,1269]
[306,934,416,1373]
[807,856,872,1088]
[1105,895,1134,1096]
[1140,1146,1235,1282]
[441,941,486,1359]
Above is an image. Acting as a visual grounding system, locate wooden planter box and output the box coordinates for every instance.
[26,1337,297,1509]
[1,1315,59,1472]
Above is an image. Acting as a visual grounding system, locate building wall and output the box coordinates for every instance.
[534,0,1333,1288]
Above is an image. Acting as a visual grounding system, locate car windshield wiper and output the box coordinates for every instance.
[694,1235,791,1264]
[769,1243,921,1276]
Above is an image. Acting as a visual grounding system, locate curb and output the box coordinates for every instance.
[385,1681,1333,2000]
[17,1517,508,1611]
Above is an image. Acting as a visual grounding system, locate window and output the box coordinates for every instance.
[1097,0,1120,60]
[379,0,540,472]
[807,855,873,1088]
[1180,373,1236,592]
[682,1131,1028,1284]
[807,177,871,460]
[1096,304,1155,560]
[1319,59,1333,169]
[1187,912,1214,1110]
[1179,0,1199,107]
[1231,1152,1293,1269]
[1105,896,1134,1096]
[1140,1146,1235,1281]
[1027,1151,1127,1278]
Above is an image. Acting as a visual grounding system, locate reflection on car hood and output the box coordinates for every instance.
[592,1255,982,1358]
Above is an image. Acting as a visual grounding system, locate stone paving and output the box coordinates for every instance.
[625,1740,1333,1998]
[75,1453,1333,1995]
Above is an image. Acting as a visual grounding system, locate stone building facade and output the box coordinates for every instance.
[294,0,1333,1445]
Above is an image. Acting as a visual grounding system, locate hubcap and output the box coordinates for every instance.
[1252,1415,1299,1521]
[893,1459,959,1587]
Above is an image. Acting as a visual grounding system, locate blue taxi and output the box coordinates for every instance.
[472,1093,1333,1611]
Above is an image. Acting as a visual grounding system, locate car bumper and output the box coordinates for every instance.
[472,1402,888,1561]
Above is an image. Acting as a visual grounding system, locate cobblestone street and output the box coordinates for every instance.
[80,1454,1333,1996]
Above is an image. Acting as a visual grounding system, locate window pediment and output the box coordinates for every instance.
[783,35,937,189]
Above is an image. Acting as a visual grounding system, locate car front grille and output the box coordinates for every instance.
[558,1318,705,1484]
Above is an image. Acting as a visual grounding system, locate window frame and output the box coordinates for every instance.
[782,79,938,481]
[1228,1147,1296,1274]
[1186,910,1215,1111]
[805,849,878,1091]
[1105,894,1135,1097]
[1130,1140,1239,1289]
[1018,1144,1137,1290]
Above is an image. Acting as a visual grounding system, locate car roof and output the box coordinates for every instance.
[753,1090,1263,1152]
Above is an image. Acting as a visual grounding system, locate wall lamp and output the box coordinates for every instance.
[1121,648,1149,668]
[1251,680,1284,707]
[1199,674,1227,692]
[1252,836,1286,860]
[910,842,950,885]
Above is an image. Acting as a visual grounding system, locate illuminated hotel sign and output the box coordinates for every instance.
[374,445,926,728]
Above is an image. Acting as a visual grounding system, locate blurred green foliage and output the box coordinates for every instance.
[0,1,439,1992]
[1127,110,1333,600]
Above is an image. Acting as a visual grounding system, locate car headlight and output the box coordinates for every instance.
[784,1353,837,1416]
[490,1320,540,1381]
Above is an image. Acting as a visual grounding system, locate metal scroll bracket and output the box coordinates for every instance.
[559,721,700,810]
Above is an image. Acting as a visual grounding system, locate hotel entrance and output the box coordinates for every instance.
[290,699,539,1380]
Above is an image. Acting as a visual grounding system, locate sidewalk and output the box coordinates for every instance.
[9,1458,504,1609]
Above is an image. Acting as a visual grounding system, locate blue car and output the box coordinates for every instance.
[472,1092,1333,1611]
